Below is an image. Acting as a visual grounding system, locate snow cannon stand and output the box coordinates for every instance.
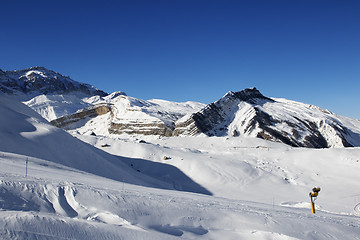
[309,187,320,213]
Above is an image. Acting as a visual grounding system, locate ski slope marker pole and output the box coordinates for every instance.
[25,158,28,177]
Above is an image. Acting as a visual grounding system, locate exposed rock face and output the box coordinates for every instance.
[174,88,271,136]
[51,104,111,128]
[51,103,175,137]
[0,67,107,97]
[173,88,358,148]
[173,118,199,136]
[192,89,272,134]
[109,122,173,136]
[251,108,331,148]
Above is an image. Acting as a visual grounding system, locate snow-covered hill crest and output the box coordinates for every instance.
[24,94,94,121]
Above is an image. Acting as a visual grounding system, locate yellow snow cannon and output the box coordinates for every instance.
[309,187,320,213]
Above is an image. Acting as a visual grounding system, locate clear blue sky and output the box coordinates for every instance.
[1,0,359,119]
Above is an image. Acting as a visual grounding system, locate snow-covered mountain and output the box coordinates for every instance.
[53,87,360,148]
[0,67,111,121]
[50,92,206,136]
[2,67,360,148]
[0,66,107,98]
[175,88,360,148]
[45,88,360,148]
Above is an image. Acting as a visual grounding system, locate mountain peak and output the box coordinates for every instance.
[106,91,127,99]
[27,66,50,71]
[9,66,53,75]
[221,88,273,104]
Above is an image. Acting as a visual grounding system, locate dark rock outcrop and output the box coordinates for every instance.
[174,88,273,136]
[0,67,107,97]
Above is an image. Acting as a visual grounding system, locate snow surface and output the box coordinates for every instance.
[25,70,48,78]
[95,94,206,127]
[1,95,360,239]
[24,94,92,121]
[267,98,360,147]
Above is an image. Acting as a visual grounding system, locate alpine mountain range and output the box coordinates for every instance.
[1,66,360,148]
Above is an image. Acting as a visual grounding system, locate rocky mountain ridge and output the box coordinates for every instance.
[49,88,360,148]
[51,94,205,137]
[2,67,359,148]
[0,67,107,98]
[175,88,360,148]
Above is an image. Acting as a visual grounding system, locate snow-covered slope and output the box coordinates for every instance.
[0,94,210,194]
[2,150,360,240]
[175,88,360,148]
[23,94,93,121]
[75,133,360,214]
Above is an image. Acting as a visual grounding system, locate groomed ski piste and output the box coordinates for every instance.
[1,94,360,239]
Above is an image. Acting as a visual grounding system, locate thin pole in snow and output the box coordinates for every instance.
[273,197,275,209]
[25,158,28,177]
